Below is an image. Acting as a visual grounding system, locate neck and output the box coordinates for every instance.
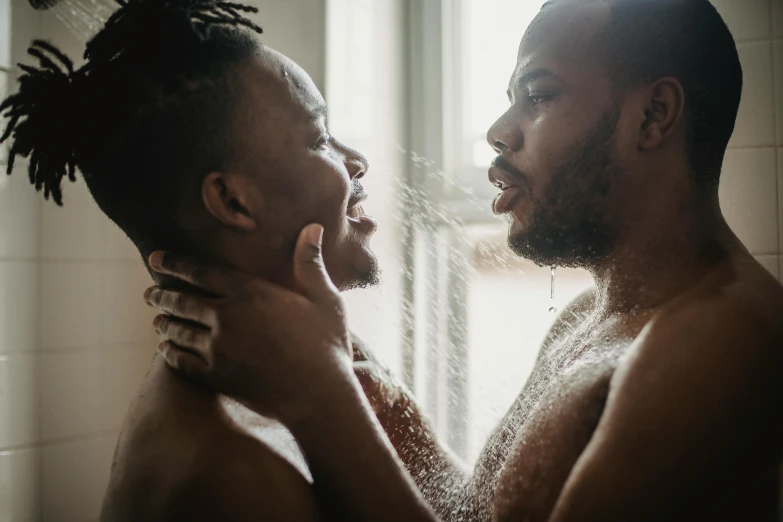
[586,187,745,315]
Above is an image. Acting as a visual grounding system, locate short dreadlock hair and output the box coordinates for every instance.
[0,0,264,258]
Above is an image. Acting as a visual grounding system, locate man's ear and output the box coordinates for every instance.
[638,77,686,151]
[201,172,258,232]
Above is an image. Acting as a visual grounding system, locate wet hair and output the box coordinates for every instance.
[0,0,264,257]
[544,0,742,189]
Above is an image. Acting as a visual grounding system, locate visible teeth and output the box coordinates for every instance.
[347,205,362,218]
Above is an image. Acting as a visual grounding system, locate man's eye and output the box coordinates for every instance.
[529,95,550,105]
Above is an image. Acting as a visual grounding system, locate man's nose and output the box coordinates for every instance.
[344,148,368,180]
[487,114,523,153]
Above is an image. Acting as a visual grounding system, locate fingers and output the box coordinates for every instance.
[144,287,218,327]
[157,341,210,384]
[153,314,212,351]
[148,251,248,296]
[293,224,342,308]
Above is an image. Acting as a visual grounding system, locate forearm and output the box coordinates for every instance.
[352,352,470,518]
[285,361,440,522]
[378,389,470,517]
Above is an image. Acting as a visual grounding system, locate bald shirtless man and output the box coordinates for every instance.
[146,0,783,520]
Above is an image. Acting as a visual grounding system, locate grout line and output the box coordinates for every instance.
[0,258,145,264]
[0,342,155,358]
[39,257,144,264]
[772,28,781,255]
[0,430,120,455]
[725,144,778,150]
[0,257,39,262]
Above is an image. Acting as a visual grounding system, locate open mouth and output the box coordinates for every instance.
[347,204,364,219]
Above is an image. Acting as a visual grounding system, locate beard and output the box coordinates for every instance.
[508,105,621,268]
[340,251,382,291]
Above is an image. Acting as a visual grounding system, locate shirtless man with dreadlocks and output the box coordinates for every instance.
[0,1,378,520]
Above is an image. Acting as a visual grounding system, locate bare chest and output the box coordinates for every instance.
[469,312,652,519]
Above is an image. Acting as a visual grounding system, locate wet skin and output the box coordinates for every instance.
[146,1,783,521]
[101,48,377,522]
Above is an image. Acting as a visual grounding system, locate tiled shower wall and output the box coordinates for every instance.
[0,0,326,520]
[0,0,780,521]
[0,0,160,520]
[714,0,782,279]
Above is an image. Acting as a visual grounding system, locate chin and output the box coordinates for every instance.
[507,223,612,269]
[334,246,382,292]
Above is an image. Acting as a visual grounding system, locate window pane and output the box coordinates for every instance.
[465,0,544,147]
[463,223,592,462]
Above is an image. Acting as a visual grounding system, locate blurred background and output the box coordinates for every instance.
[0,0,781,519]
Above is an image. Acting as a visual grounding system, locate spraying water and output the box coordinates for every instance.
[549,266,557,314]
[27,0,114,41]
[51,0,114,41]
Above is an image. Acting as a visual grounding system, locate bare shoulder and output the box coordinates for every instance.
[161,432,325,522]
[539,287,597,355]
[638,255,783,360]
[102,359,324,522]
[538,258,783,522]
[610,255,783,439]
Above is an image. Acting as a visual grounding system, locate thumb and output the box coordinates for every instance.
[293,224,341,307]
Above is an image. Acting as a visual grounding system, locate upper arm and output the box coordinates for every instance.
[548,298,783,522]
[164,446,325,522]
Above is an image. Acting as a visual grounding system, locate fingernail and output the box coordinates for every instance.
[143,287,154,302]
[149,251,164,270]
[307,225,324,246]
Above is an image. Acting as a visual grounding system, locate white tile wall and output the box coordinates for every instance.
[778,148,782,252]
[729,42,776,149]
[41,262,102,351]
[97,345,153,432]
[0,0,11,69]
[0,355,39,449]
[39,352,101,441]
[102,221,139,262]
[775,41,783,145]
[719,148,778,254]
[99,262,155,346]
[8,0,39,69]
[39,10,87,70]
[41,178,106,260]
[712,0,772,41]
[0,261,39,354]
[755,254,780,279]
[249,0,326,91]
[774,0,783,39]
[41,435,115,522]
[0,160,41,259]
[0,447,41,522]
[0,70,8,165]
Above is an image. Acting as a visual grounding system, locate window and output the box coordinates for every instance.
[327,0,593,464]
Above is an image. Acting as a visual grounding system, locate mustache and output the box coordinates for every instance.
[348,181,367,203]
[491,156,527,184]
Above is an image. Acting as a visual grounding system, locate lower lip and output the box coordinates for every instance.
[492,186,523,215]
[348,213,378,231]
